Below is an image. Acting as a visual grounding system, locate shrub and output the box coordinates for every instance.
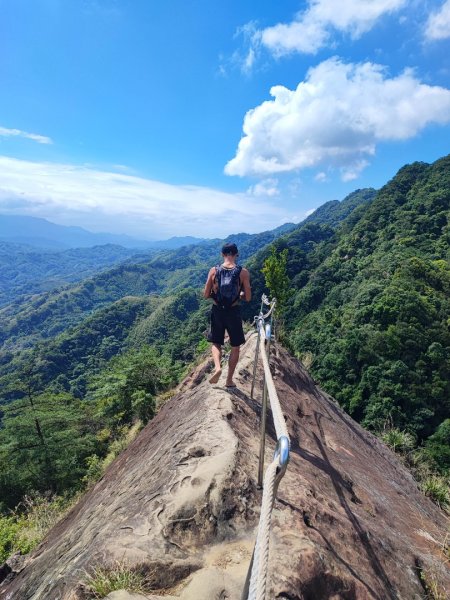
[423,419,450,475]
[85,561,149,598]
[196,337,209,354]
[417,563,449,600]
[0,516,20,563]
[0,492,76,562]
[381,428,416,453]
[82,455,104,486]
[421,476,450,511]
[299,351,315,370]
[83,423,141,487]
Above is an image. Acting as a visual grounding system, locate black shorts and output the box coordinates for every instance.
[208,304,246,347]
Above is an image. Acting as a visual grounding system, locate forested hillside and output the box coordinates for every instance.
[0,222,297,351]
[0,242,144,306]
[0,196,368,517]
[270,156,450,475]
[1,158,448,544]
[241,188,376,320]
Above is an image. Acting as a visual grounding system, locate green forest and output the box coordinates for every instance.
[0,155,449,562]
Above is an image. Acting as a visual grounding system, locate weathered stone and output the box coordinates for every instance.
[0,563,11,586]
[0,552,29,587]
[1,335,449,599]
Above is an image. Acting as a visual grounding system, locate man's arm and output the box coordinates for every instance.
[240,268,251,301]
[203,267,217,299]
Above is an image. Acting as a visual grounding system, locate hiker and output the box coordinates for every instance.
[203,242,251,387]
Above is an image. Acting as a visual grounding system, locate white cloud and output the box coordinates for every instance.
[259,0,407,56]
[243,47,257,73]
[340,160,370,181]
[314,171,328,182]
[0,156,285,239]
[0,126,52,145]
[425,0,450,40]
[247,178,280,197]
[230,21,262,75]
[225,58,450,179]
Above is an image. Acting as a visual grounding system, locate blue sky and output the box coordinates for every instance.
[0,0,450,240]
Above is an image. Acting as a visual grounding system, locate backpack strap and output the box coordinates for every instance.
[210,265,220,301]
[232,265,243,305]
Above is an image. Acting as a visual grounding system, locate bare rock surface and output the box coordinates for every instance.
[1,334,449,600]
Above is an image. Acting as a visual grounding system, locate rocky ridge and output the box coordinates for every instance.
[1,334,449,599]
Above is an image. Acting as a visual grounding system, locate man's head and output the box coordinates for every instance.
[222,242,238,257]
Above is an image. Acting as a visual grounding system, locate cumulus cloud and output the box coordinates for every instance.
[425,0,450,40]
[314,171,329,182]
[259,0,407,56]
[0,126,52,145]
[225,58,450,179]
[247,178,280,197]
[340,160,370,181]
[0,156,286,239]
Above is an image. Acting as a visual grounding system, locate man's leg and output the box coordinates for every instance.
[226,346,240,386]
[225,307,245,387]
[208,306,224,384]
[209,343,222,383]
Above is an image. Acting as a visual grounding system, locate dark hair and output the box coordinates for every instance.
[222,242,238,256]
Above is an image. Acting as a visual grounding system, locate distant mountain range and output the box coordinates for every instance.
[0,214,206,249]
[0,190,370,351]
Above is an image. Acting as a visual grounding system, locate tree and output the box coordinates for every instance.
[261,247,291,321]
[0,391,96,508]
[423,419,450,474]
[89,346,178,429]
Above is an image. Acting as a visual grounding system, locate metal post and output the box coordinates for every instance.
[265,321,272,359]
[241,550,254,600]
[257,378,268,489]
[250,300,265,399]
[250,330,261,400]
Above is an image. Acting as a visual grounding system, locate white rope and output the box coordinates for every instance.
[258,321,289,441]
[261,299,276,321]
[243,301,291,599]
[248,459,278,600]
[261,294,272,306]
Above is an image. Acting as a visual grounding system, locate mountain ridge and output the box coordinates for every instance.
[0,159,449,598]
[0,191,370,351]
[0,214,206,249]
[1,335,448,599]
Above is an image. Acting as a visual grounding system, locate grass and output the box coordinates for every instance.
[381,427,416,453]
[390,441,450,599]
[0,491,78,562]
[84,561,152,598]
[378,427,450,513]
[421,476,450,511]
[417,561,449,600]
[298,350,315,370]
[82,422,142,487]
[415,527,450,600]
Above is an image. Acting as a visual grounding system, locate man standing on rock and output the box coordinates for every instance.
[203,242,251,387]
